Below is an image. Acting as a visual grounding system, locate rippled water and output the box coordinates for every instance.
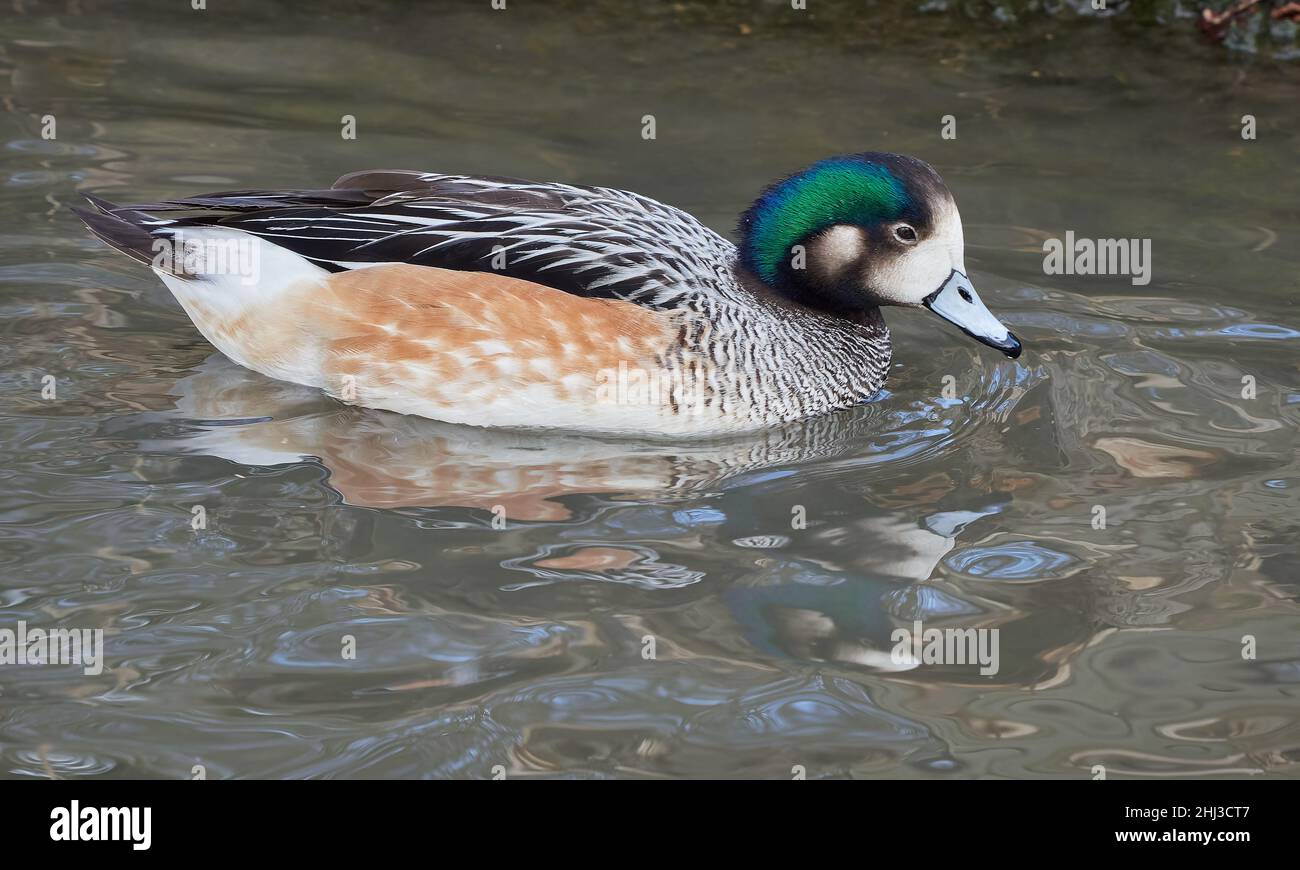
[2,1,1298,779]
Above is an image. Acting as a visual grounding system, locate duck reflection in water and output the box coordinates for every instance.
[723,505,1007,672]
[153,353,1015,672]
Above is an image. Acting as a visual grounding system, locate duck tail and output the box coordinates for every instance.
[72,194,184,272]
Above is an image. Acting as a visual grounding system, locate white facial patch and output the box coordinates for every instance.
[807,224,866,285]
[868,198,965,305]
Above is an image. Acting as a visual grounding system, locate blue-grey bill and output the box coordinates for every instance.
[923,270,1022,359]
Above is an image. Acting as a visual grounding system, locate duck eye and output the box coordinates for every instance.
[894,224,917,244]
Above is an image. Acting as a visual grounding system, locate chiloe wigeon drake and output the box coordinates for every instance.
[73,153,1022,437]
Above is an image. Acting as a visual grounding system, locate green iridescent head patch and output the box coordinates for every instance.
[740,157,911,286]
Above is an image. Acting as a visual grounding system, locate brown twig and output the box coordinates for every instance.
[1273,1,1300,22]
[1199,0,1263,41]
[1199,0,1300,41]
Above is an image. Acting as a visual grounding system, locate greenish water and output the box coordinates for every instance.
[1,0,1297,779]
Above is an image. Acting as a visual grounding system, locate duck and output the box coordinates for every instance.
[73,152,1022,437]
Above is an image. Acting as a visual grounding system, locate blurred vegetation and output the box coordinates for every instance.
[657,0,1300,59]
[4,0,1297,60]
[919,0,1299,57]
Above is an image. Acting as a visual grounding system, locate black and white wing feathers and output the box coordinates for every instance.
[119,171,739,310]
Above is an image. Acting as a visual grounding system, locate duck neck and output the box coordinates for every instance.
[682,265,893,423]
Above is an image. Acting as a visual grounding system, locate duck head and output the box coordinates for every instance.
[738,152,1021,359]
